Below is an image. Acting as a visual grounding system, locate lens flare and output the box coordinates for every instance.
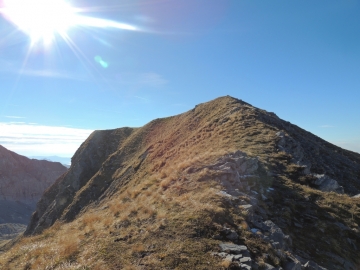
[94,56,108,68]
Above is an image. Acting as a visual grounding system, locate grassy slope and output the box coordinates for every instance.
[0,96,359,269]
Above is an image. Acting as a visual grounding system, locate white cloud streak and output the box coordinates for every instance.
[116,72,168,87]
[139,73,168,87]
[5,115,26,119]
[0,63,91,82]
[0,122,93,157]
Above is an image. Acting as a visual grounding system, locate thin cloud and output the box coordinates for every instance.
[0,122,93,157]
[133,95,149,101]
[4,115,26,119]
[0,64,92,82]
[116,72,168,88]
[139,73,168,87]
[18,68,91,81]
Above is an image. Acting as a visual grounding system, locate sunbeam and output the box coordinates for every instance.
[0,0,142,91]
[0,0,140,47]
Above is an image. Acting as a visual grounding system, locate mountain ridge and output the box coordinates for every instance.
[29,156,71,167]
[1,96,359,269]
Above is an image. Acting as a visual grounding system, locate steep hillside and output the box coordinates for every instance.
[1,96,359,270]
[0,145,68,224]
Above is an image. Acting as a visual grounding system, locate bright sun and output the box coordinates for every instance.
[2,0,78,45]
[0,0,139,47]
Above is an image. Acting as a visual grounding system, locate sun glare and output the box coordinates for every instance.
[0,0,140,82]
[0,0,139,46]
[1,0,77,45]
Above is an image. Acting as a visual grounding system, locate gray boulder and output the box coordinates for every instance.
[240,264,252,270]
[210,151,259,191]
[262,220,292,250]
[219,243,248,254]
[276,131,311,174]
[313,174,344,194]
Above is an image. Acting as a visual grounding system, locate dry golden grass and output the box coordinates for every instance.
[58,236,79,260]
[0,223,84,269]
[82,211,102,225]
[1,96,359,269]
[219,259,232,268]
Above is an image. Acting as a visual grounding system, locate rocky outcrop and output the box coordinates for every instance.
[312,174,344,193]
[276,131,311,174]
[261,118,360,195]
[212,243,253,269]
[209,149,358,270]
[274,132,351,194]
[0,145,67,224]
[208,150,259,192]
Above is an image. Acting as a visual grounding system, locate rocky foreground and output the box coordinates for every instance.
[0,96,359,269]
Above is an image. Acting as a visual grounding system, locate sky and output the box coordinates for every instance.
[0,0,359,158]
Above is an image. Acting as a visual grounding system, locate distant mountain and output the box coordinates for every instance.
[1,96,360,269]
[29,156,71,167]
[0,145,68,224]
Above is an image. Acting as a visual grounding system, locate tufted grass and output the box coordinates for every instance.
[0,96,359,269]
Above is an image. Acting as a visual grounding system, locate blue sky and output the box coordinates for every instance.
[0,0,359,157]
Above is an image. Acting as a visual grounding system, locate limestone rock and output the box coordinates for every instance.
[313,174,344,193]
[219,243,248,254]
[240,263,252,270]
[262,220,292,250]
[276,131,311,174]
[210,151,259,191]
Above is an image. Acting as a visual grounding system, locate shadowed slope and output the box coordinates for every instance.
[0,145,67,224]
